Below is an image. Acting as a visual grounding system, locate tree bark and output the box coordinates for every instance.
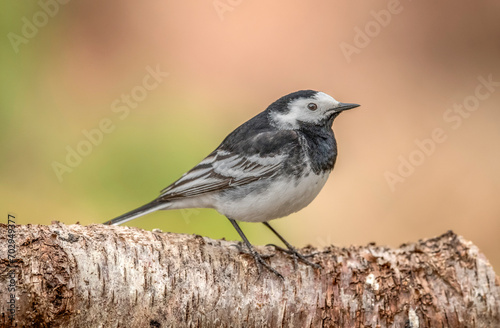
[0,223,499,328]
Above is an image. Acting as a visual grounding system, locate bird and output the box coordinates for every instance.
[104,90,359,278]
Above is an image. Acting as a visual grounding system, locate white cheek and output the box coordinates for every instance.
[271,106,322,129]
[298,110,321,123]
[292,106,323,124]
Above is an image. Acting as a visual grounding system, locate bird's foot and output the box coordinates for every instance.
[232,243,284,279]
[250,250,284,280]
[267,244,322,270]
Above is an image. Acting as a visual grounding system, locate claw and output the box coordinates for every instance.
[232,242,274,260]
[267,244,322,270]
[251,250,284,280]
[231,242,283,279]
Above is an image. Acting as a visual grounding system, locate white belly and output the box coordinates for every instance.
[214,172,330,222]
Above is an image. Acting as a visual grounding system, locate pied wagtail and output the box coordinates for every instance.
[105,90,359,278]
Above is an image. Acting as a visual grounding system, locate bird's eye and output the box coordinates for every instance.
[307,103,318,111]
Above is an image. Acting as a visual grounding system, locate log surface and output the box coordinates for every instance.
[0,223,499,327]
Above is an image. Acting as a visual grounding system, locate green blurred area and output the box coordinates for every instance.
[0,1,267,245]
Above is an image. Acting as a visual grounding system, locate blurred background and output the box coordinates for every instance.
[1,1,499,271]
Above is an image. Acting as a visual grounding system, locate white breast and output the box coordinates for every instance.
[214,171,330,222]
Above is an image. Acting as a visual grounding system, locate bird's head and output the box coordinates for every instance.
[267,90,359,130]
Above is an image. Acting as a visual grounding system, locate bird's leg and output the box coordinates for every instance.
[263,222,322,269]
[228,218,284,279]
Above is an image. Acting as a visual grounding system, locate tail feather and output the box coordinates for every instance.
[104,201,167,226]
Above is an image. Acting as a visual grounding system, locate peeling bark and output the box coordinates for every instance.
[0,223,499,327]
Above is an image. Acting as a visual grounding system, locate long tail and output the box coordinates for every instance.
[104,200,168,226]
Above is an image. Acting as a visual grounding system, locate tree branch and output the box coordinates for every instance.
[1,223,499,327]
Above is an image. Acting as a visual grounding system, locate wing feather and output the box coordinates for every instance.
[157,130,299,201]
[159,153,281,200]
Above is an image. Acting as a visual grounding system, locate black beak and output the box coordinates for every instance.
[335,102,360,112]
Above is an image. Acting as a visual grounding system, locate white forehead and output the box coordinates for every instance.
[288,91,340,108]
[314,91,340,107]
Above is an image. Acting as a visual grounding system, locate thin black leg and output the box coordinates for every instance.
[228,218,283,279]
[263,222,321,269]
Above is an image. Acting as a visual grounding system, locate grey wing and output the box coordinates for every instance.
[157,149,285,200]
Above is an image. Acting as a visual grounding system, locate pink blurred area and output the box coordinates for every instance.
[6,1,500,270]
